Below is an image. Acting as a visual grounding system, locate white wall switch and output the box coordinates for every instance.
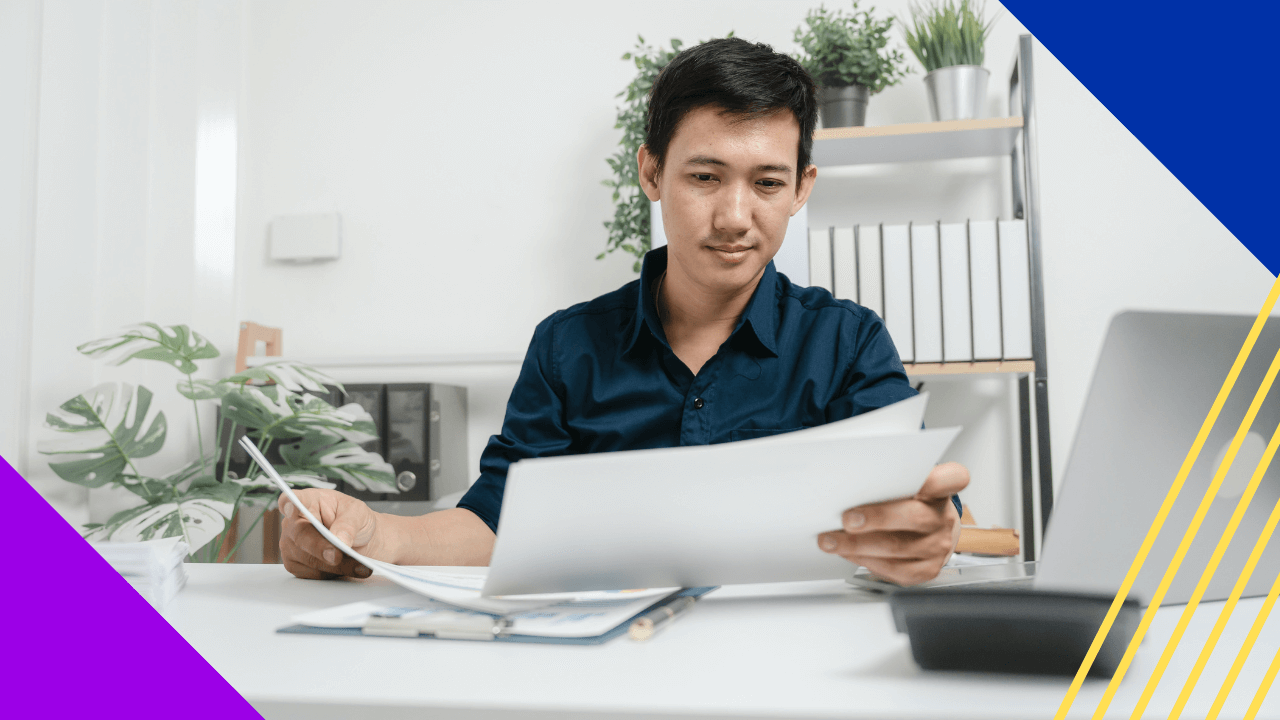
[269,212,342,262]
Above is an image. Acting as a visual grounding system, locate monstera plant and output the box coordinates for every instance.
[37,323,397,561]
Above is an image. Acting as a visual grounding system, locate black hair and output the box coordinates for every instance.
[645,37,818,182]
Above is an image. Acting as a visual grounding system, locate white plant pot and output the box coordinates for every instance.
[923,65,990,121]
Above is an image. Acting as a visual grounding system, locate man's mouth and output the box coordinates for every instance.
[708,244,753,262]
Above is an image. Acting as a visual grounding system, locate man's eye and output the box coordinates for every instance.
[758,179,784,188]
[692,173,715,182]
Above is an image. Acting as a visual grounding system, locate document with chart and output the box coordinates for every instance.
[290,587,679,639]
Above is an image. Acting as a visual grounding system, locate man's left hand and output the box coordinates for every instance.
[817,462,970,586]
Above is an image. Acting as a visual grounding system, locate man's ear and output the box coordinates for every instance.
[790,164,818,217]
[637,145,661,202]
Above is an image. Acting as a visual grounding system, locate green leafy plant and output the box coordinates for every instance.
[39,323,397,561]
[793,2,909,93]
[600,36,684,274]
[901,0,996,72]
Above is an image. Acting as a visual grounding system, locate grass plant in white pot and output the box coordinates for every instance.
[794,2,909,128]
[902,0,997,121]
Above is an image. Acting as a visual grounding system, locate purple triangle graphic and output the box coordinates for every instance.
[1,456,261,719]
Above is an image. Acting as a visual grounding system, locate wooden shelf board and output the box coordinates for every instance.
[812,116,1023,167]
[245,353,524,368]
[904,360,1035,376]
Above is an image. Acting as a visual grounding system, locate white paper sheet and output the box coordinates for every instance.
[247,439,587,615]
[292,588,678,638]
[739,392,927,447]
[484,422,961,595]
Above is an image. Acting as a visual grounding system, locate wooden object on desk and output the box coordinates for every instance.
[230,321,286,563]
[261,505,283,564]
[235,321,283,373]
[956,504,1021,557]
[956,527,1020,556]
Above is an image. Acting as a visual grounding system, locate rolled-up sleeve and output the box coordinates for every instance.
[457,315,574,533]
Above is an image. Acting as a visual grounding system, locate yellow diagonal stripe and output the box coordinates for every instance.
[1245,640,1280,720]
[1198,498,1280,719]
[1172,425,1280,719]
[1216,567,1280,718]
[1094,346,1280,719]
[1128,352,1280,718]
[1055,276,1280,720]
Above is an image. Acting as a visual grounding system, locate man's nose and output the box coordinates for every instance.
[713,181,752,235]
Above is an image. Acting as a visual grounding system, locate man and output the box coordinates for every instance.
[279,37,968,586]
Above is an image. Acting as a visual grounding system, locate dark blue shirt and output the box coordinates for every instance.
[459,246,951,533]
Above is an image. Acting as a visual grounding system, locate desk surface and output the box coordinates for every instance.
[169,565,1280,720]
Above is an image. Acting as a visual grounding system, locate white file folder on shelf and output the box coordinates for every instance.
[999,219,1033,360]
[881,224,914,363]
[857,224,883,319]
[939,222,973,362]
[831,227,856,301]
[808,228,833,292]
[968,220,1003,361]
[910,223,943,364]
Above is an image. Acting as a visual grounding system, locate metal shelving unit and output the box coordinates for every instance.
[810,36,1052,561]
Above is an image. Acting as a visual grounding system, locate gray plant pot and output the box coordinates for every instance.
[819,84,870,128]
[923,65,990,122]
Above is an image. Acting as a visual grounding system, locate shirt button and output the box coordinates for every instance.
[693,397,705,410]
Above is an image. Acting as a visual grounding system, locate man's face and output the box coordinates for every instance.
[639,105,816,296]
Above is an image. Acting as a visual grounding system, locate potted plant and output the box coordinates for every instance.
[901,0,997,121]
[793,2,909,128]
[600,36,684,273]
[37,323,398,561]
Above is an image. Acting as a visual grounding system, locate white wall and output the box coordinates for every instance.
[2,0,245,524]
[0,0,43,476]
[7,0,1274,537]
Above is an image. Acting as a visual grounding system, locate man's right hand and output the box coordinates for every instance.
[278,489,390,580]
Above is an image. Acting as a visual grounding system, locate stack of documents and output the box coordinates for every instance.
[254,393,958,642]
[255,392,957,640]
[91,537,189,612]
[250,449,710,642]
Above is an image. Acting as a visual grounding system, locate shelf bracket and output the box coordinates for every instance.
[1011,35,1055,543]
[1009,64,1025,220]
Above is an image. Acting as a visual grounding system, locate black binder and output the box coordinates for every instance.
[336,383,468,506]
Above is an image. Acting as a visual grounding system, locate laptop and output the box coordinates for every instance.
[851,311,1280,606]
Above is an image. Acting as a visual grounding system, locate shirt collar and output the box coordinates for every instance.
[624,245,780,359]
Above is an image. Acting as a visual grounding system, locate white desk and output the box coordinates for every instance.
[169,565,1280,720]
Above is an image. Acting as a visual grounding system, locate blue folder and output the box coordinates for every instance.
[276,586,717,646]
